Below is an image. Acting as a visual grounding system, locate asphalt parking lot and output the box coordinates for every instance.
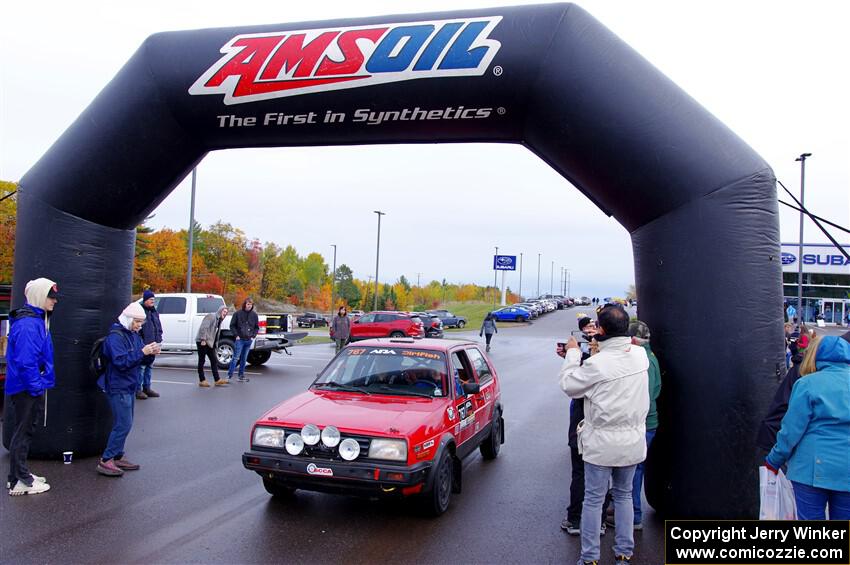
[0,307,666,564]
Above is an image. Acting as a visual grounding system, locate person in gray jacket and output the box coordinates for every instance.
[332,306,351,354]
[196,305,229,387]
[480,313,498,352]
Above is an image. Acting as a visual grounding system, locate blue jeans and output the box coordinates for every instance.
[792,481,850,520]
[632,429,656,523]
[581,462,637,562]
[228,338,252,377]
[103,393,134,461]
[138,363,153,391]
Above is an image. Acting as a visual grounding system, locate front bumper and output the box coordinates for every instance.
[243,450,432,496]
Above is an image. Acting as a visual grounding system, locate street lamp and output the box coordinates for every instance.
[493,246,499,308]
[536,253,541,298]
[794,153,811,325]
[373,211,385,311]
[550,261,554,294]
[186,167,197,292]
[518,253,523,299]
[330,244,337,314]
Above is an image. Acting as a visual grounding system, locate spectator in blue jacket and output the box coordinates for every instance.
[765,335,850,520]
[97,302,159,477]
[137,289,162,400]
[6,278,58,496]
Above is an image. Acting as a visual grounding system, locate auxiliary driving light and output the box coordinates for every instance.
[285,433,304,455]
[301,424,321,446]
[321,425,341,448]
[338,438,361,461]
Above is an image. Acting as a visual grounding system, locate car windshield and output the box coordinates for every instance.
[314,347,448,398]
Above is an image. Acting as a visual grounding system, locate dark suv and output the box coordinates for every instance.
[411,312,444,338]
[427,310,467,328]
[349,311,424,341]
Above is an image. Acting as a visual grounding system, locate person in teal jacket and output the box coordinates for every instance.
[765,335,850,520]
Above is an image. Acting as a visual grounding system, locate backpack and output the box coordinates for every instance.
[89,329,124,378]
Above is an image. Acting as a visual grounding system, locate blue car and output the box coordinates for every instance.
[490,306,532,322]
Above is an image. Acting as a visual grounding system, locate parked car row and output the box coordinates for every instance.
[489,295,573,323]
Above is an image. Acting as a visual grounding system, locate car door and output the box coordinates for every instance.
[156,296,191,349]
[465,347,495,440]
[449,349,477,451]
[351,313,376,339]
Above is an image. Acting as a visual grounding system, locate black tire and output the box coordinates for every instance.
[515,315,524,322]
[423,450,453,516]
[263,478,296,498]
[247,350,272,366]
[389,331,405,338]
[216,339,235,370]
[457,320,465,329]
[480,411,502,460]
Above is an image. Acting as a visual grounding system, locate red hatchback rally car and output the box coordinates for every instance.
[242,337,504,515]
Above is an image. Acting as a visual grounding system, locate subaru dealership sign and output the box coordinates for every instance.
[781,243,850,275]
[493,255,517,271]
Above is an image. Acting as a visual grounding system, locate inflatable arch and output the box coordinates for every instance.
[10,3,783,517]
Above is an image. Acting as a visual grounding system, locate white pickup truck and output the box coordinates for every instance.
[154,293,304,369]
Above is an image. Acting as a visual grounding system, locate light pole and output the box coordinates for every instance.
[330,244,337,313]
[550,261,554,294]
[536,253,541,298]
[795,153,811,325]
[566,269,571,298]
[493,246,499,308]
[186,167,197,292]
[518,253,523,299]
[373,211,385,311]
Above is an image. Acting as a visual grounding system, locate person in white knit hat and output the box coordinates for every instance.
[97,302,159,477]
[6,277,58,496]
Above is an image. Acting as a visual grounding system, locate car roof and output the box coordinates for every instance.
[350,337,476,352]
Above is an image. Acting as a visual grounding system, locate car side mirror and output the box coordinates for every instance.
[462,382,480,395]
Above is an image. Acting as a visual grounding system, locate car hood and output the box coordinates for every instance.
[259,390,446,437]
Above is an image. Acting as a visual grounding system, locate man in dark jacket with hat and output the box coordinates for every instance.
[228,297,259,382]
[137,290,162,399]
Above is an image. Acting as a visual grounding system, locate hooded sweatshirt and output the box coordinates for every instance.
[6,278,57,396]
[230,300,259,340]
[197,305,228,344]
[766,336,850,492]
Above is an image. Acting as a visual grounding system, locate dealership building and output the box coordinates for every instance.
[782,243,850,325]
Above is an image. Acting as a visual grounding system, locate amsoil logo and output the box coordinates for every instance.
[189,17,502,105]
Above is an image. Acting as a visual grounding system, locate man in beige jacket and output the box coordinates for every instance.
[559,304,649,565]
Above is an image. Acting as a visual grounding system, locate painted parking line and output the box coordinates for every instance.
[154,367,261,375]
[264,364,316,368]
[151,379,196,386]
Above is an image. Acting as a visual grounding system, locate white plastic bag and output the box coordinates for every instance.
[759,466,797,520]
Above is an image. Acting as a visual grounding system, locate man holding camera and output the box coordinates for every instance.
[558,305,649,565]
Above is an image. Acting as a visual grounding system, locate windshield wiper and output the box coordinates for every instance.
[314,382,371,395]
[369,385,433,398]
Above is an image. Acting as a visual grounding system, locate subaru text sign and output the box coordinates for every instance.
[493,255,516,271]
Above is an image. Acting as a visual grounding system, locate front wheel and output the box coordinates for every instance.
[480,412,503,460]
[515,315,524,322]
[423,450,453,516]
[457,320,466,329]
[216,339,235,370]
[263,478,296,498]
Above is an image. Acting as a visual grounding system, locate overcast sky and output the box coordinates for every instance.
[2,1,848,299]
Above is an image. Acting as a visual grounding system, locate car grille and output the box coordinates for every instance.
[259,428,405,465]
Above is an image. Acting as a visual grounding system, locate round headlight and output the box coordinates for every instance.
[338,438,361,461]
[321,425,341,448]
[285,433,304,455]
[301,424,320,446]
